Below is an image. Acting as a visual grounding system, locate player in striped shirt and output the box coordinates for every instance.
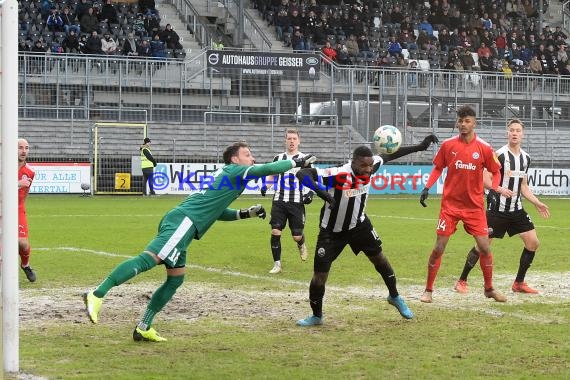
[454,119,550,294]
[294,133,439,326]
[262,129,314,274]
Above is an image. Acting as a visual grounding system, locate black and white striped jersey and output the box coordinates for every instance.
[270,152,308,203]
[492,144,531,212]
[316,156,383,232]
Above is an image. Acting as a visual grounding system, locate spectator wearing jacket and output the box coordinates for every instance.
[99,0,118,27]
[387,35,402,58]
[159,24,183,50]
[80,7,99,34]
[62,29,80,53]
[101,32,118,55]
[85,30,104,55]
[61,6,80,35]
[122,32,139,56]
[46,7,64,33]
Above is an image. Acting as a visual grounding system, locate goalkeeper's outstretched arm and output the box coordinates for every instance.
[381,134,439,164]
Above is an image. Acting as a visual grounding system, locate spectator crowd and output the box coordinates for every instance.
[18,0,186,61]
[256,0,570,77]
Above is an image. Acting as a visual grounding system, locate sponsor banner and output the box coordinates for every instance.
[153,163,263,195]
[423,167,570,196]
[150,163,570,196]
[206,50,320,80]
[29,163,91,194]
[152,163,433,195]
[527,168,570,195]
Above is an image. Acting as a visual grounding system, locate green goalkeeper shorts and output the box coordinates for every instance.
[144,209,196,268]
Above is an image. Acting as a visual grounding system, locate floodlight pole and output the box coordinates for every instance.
[1,0,21,374]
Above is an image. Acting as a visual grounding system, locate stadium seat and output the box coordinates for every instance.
[55,31,66,41]
[118,3,128,15]
[110,23,121,36]
[43,32,54,45]
[429,59,440,69]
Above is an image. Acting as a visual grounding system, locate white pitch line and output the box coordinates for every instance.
[32,213,570,230]
[32,214,162,218]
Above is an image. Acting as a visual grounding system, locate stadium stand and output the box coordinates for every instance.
[18,0,195,61]
[16,0,570,166]
[253,0,568,77]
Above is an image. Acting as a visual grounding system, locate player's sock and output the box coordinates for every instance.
[479,252,494,290]
[425,250,442,292]
[271,235,281,262]
[19,245,31,267]
[94,253,156,298]
[459,247,480,281]
[296,235,305,248]
[309,279,325,318]
[374,254,398,298]
[515,248,535,283]
[138,274,184,330]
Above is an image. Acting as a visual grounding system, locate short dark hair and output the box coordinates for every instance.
[352,145,373,160]
[223,141,249,164]
[457,105,476,118]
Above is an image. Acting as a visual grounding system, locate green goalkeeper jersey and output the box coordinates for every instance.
[174,160,295,238]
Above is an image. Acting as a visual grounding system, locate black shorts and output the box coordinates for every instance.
[313,216,382,273]
[269,200,306,234]
[487,209,535,239]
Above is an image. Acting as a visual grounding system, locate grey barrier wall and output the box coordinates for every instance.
[18,50,570,167]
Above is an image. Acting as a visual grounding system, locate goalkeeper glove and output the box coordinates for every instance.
[260,185,268,197]
[421,134,439,150]
[293,154,317,168]
[419,187,430,207]
[238,204,266,219]
[302,191,314,205]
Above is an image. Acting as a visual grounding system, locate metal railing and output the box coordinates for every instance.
[18,51,570,132]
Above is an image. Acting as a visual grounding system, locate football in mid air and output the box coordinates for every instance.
[373,125,402,154]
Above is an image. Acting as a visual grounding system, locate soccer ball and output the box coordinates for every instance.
[372,125,402,154]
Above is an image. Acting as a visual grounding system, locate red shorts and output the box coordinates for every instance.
[436,207,489,237]
[19,212,29,238]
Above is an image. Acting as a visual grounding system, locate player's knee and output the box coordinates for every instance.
[291,229,303,239]
[526,239,540,252]
[166,274,184,290]
[18,238,30,252]
[271,228,283,236]
[312,272,328,286]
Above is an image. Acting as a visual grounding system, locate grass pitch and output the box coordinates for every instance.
[15,195,570,379]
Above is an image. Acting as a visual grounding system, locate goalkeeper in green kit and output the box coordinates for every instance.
[84,141,316,342]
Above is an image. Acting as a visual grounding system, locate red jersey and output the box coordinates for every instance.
[18,164,35,213]
[433,134,500,212]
